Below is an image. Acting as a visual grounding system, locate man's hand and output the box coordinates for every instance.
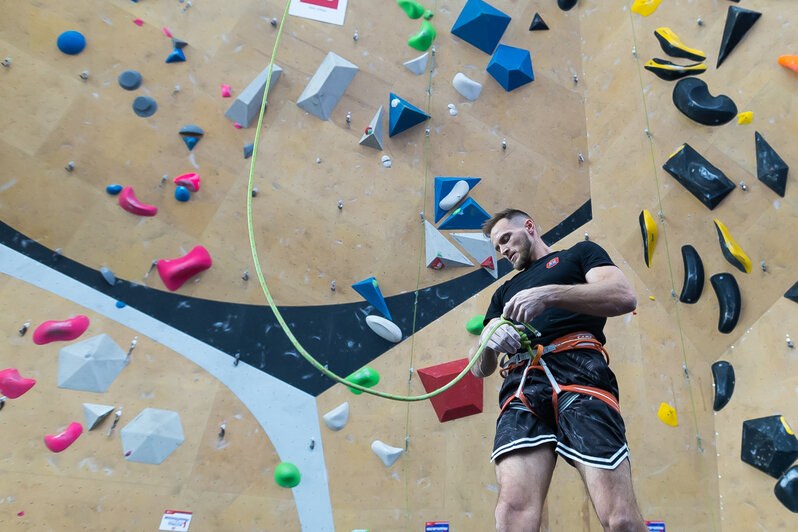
[502,286,551,324]
[480,320,524,354]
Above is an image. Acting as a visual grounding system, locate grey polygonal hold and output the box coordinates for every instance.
[224,63,283,128]
[423,221,473,268]
[120,408,185,465]
[243,142,254,159]
[296,52,358,121]
[58,334,129,393]
[83,403,115,430]
[403,52,429,75]
[323,402,349,431]
[371,440,404,467]
[100,267,117,286]
[359,105,384,150]
[453,72,482,101]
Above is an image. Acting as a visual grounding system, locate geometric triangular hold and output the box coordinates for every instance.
[297,52,358,121]
[486,44,534,91]
[224,64,283,128]
[451,232,498,279]
[58,334,129,393]
[450,0,512,55]
[120,408,185,465]
[529,13,548,31]
[434,177,481,222]
[389,92,430,137]
[423,221,474,269]
[417,358,483,422]
[755,131,789,197]
[438,197,491,230]
[359,105,384,150]
[351,276,391,320]
[785,281,798,304]
[165,48,186,64]
[182,136,199,151]
[404,52,429,75]
[172,38,188,50]
[717,6,761,68]
[83,403,115,430]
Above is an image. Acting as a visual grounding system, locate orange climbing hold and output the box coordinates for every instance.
[157,246,213,291]
[32,315,89,345]
[778,55,798,75]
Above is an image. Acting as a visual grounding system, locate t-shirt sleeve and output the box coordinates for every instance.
[578,241,615,274]
[483,286,505,326]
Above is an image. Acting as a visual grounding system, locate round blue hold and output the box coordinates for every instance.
[106,184,123,195]
[115,301,126,308]
[175,186,190,202]
[57,31,86,55]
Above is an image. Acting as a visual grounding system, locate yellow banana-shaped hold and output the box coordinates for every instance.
[713,219,752,273]
[639,209,658,268]
[654,28,706,62]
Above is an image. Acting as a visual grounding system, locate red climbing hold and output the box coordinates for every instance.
[44,422,83,453]
[119,186,158,216]
[480,256,495,270]
[417,358,483,422]
[157,246,213,291]
[174,173,201,192]
[429,257,445,270]
[0,368,36,399]
[32,315,89,345]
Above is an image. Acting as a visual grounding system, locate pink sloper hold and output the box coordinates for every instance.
[32,315,90,345]
[0,368,36,399]
[221,84,232,97]
[44,422,83,453]
[157,246,212,291]
[133,19,144,26]
[174,173,200,192]
[119,186,158,216]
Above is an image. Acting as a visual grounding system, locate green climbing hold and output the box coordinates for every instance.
[423,9,434,20]
[345,366,380,394]
[466,315,485,335]
[274,462,301,488]
[397,0,425,19]
[408,20,437,51]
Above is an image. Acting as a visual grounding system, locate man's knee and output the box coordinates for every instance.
[495,485,542,531]
[599,508,644,532]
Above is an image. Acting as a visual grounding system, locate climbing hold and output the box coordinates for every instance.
[438,197,490,230]
[57,31,86,55]
[174,173,200,192]
[371,440,404,467]
[713,219,751,274]
[58,334,129,392]
[662,144,735,210]
[434,177,481,222]
[352,277,391,319]
[179,124,204,151]
[345,366,380,395]
[365,315,402,343]
[657,403,678,427]
[133,19,144,27]
[83,403,114,430]
[631,0,662,17]
[672,78,737,126]
[408,20,437,51]
[381,155,392,168]
[424,221,474,269]
[132,96,157,117]
[119,186,158,216]
[403,52,429,75]
[0,368,36,399]
[654,28,706,62]
[274,462,301,488]
[711,361,735,412]
[755,131,789,197]
[221,84,231,97]
[710,273,741,334]
[557,0,577,10]
[115,301,125,308]
[717,6,761,68]
[439,179,470,212]
[451,232,497,278]
[297,52,358,121]
[225,63,282,128]
[388,92,430,137]
[639,209,657,268]
[397,0,424,19]
[486,45,534,92]
[172,38,188,50]
[737,111,753,124]
[323,402,350,431]
[741,415,798,478]
[165,48,186,63]
[679,245,704,304]
[156,246,212,291]
[418,358,483,422]
[118,70,142,90]
[451,0,511,55]
[644,58,706,81]
[529,13,548,31]
[778,55,798,76]
[106,184,123,195]
[33,315,89,345]
[423,9,434,20]
[174,186,190,202]
[359,105,384,150]
[44,422,83,452]
[466,315,486,335]
[100,267,116,286]
[243,143,254,159]
[775,465,798,513]
[162,27,173,38]
[452,72,482,101]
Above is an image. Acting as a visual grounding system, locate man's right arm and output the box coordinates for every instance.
[471,317,510,378]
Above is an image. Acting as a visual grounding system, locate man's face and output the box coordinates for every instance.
[490,218,534,271]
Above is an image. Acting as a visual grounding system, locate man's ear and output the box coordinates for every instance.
[524,218,536,236]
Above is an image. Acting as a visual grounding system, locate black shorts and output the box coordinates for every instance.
[491,349,629,469]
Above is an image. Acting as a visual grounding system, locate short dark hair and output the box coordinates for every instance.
[482,208,533,237]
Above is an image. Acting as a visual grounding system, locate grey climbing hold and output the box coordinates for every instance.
[120,408,185,465]
[132,96,157,117]
[424,220,474,269]
[172,38,188,50]
[179,124,204,137]
[100,267,117,286]
[83,403,115,430]
[366,315,402,343]
[58,334,129,393]
[243,142,254,159]
[297,52,358,121]
[359,105,384,150]
[118,70,142,90]
[224,64,283,128]
[323,402,350,431]
[453,72,482,101]
[371,440,404,467]
[403,52,429,75]
[439,179,469,211]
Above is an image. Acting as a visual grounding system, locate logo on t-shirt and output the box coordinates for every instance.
[546,257,559,269]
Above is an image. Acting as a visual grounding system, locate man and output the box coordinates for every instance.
[473,208,646,532]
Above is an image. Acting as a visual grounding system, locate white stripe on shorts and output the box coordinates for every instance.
[490,434,558,463]
[555,442,629,470]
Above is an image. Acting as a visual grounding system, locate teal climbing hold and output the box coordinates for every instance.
[274,462,301,488]
[438,197,491,230]
[388,92,430,137]
[182,136,199,151]
[352,277,391,320]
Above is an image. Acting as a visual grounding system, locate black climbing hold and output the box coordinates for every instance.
[118,70,142,91]
[775,465,798,513]
[786,281,798,304]
[644,58,706,81]
[654,28,706,62]
[172,38,188,49]
[662,144,735,210]
[679,245,704,304]
[672,78,737,126]
[529,13,548,31]
[179,124,204,137]
[557,0,577,11]
[711,361,734,411]
[755,131,789,197]
[710,273,740,334]
[132,96,157,117]
[741,415,798,478]
[717,6,761,68]
[244,142,254,159]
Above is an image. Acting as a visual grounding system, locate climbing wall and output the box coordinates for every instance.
[1,0,797,530]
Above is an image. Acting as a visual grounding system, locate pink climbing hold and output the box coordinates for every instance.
[157,246,213,291]
[221,84,232,98]
[44,422,83,453]
[32,315,89,345]
[174,173,201,192]
[133,19,144,27]
[233,122,243,129]
[162,27,173,38]
[0,368,36,399]
[17,511,24,517]
[119,186,158,216]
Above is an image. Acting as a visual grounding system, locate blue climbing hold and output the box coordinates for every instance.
[166,48,186,63]
[57,31,86,55]
[438,197,491,230]
[388,92,430,137]
[182,136,199,151]
[115,301,126,308]
[450,0,511,55]
[352,277,392,320]
[487,45,534,91]
[434,177,481,222]
[106,184,123,195]
[175,186,191,202]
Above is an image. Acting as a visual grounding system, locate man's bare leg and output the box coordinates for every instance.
[575,458,647,532]
[494,443,557,532]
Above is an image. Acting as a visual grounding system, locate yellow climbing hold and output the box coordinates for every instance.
[713,219,752,274]
[632,0,663,17]
[639,209,658,268]
[738,111,753,124]
[781,416,794,435]
[658,402,678,427]
[649,295,656,301]
[654,28,706,62]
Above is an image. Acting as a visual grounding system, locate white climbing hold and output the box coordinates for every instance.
[371,440,404,467]
[453,72,482,101]
[448,103,458,116]
[366,315,402,343]
[424,221,474,269]
[323,402,350,431]
[403,52,429,75]
[391,98,400,108]
[439,179,469,211]
[381,155,392,168]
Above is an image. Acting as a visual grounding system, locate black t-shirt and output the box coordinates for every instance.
[484,240,615,346]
